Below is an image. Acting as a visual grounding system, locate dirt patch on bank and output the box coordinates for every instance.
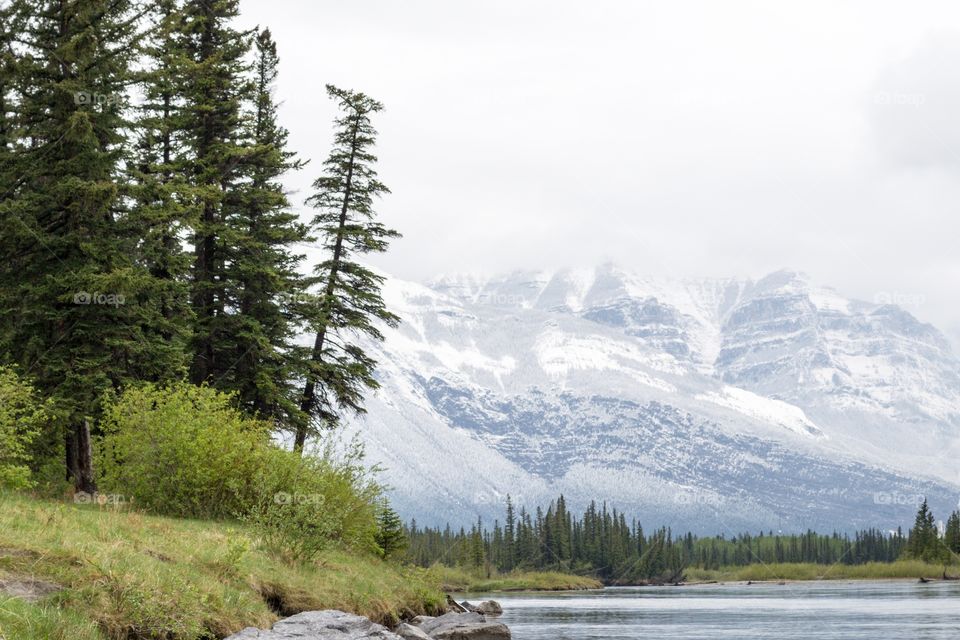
[0,576,61,602]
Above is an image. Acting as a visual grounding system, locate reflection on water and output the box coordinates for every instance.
[467,582,960,639]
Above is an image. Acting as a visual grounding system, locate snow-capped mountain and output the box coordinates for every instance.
[341,264,960,533]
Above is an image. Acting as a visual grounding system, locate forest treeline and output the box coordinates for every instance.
[0,0,396,493]
[405,496,960,583]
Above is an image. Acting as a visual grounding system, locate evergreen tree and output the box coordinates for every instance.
[374,503,407,558]
[504,494,516,571]
[127,0,195,382]
[0,0,170,491]
[295,85,400,450]
[944,510,960,556]
[223,27,310,429]
[470,517,485,569]
[175,0,254,386]
[906,499,944,563]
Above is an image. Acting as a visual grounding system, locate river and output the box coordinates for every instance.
[468,581,960,639]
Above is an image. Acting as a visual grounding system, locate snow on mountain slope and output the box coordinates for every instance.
[341,265,960,532]
[695,386,823,438]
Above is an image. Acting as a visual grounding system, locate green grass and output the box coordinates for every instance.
[0,492,445,640]
[429,564,602,592]
[684,560,960,582]
[0,597,104,640]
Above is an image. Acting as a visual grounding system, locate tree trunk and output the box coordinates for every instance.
[65,419,97,494]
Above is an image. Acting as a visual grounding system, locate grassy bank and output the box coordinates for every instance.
[685,560,959,583]
[430,564,602,592]
[0,492,445,640]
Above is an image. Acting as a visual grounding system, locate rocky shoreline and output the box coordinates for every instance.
[225,600,510,640]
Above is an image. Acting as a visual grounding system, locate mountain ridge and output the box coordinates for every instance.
[340,264,960,532]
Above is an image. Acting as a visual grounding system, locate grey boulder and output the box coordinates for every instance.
[416,612,510,640]
[470,601,503,616]
[226,610,401,639]
[393,623,432,640]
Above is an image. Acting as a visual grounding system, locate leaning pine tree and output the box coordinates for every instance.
[295,85,400,451]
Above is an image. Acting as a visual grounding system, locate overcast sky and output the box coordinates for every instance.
[241,0,960,344]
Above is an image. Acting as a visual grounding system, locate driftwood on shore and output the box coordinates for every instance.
[444,595,467,612]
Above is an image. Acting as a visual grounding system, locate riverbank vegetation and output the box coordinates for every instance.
[685,560,957,582]
[1,378,437,638]
[407,496,960,585]
[429,565,601,592]
[0,492,445,640]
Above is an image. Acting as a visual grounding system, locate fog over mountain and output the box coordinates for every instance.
[242,0,960,350]
[340,265,960,533]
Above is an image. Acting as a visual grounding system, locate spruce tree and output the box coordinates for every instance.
[504,495,516,571]
[175,0,253,386]
[945,510,960,556]
[295,85,400,450]
[374,503,408,558]
[224,27,310,429]
[127,0,195,380]
[0,0,169,491]
[907,499,944,563]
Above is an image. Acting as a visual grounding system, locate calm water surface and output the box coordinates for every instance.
[468,582,960,639]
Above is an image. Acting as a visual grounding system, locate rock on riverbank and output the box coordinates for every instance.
[407,611,510,639]
[225,608,510,640]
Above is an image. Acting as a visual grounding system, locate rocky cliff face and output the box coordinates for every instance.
[339,265,960,532]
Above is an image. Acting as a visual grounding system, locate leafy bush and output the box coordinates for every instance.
[0,367,47,490]
[245,444,381,562]
[96,382,382,560]
[97,382,270,518]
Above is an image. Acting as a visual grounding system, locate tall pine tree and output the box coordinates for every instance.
[223,27,311,429]
[295,85,399,450]
[127,0,195,381]
[176,0,253,386]
[0,0,172,491]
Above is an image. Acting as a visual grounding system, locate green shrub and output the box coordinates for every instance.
[245,444,381,562]
[0,367,47,490]
[96,381,383,560]
[96,382,270,518]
